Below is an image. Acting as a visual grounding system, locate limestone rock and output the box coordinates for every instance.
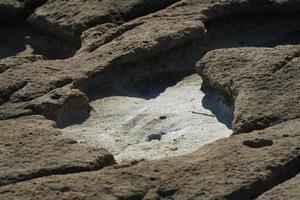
[0,115,115,187]
[0,55,44,74]
[0,0,300,199]
[197,45,300,133]
[27,86,91,128]
[0,119,299,199]
[28,0,181,46]
[257,174,300,200]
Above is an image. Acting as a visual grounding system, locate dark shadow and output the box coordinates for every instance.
[90,71,194,101]
[205,13,300,50]
[56,107,91,129]
[198,13,300,129]
[0,23,77,60]
[201,88,234,129]
[124,71,193,100]
[0,25,27,59]
[263,30,300,47]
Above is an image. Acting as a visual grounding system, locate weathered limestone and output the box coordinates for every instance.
[0,119,299,199]
[0,0,299,199]
[258,174,300,200]
[197,46,300,133]
[0,115,115,187]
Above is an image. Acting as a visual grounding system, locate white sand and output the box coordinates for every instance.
[62,74,232,162]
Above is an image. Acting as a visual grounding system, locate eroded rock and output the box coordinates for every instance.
[243,138,273,148]
[28,0,182,46]
[0,115,115,187]
[0,0,300,199]
[0,119,299,199]
[27,86,91,128]
[257,173,300,200]
[197,45,300,133]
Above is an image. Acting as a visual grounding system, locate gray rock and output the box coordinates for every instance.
[146,133,162,142]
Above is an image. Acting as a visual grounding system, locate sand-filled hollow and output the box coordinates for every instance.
[62,74,233,162]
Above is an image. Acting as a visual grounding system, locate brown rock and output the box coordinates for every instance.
[257,173,300,200]
[197,45,300,133]
[0,119,299,199]
[27,86,91,128]
[0,115,115,187]
[0,1,300,199]
[28,0,182,46]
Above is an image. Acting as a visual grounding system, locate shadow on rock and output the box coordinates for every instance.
[201,88,234,129]
[0,23,77,60]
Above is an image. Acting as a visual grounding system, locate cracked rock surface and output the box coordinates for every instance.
[197,45,300,134]
[0,0,300,199]
[0,115,115,187]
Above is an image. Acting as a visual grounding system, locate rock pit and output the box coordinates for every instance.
[1,1,300,199]
[62,74,233,162]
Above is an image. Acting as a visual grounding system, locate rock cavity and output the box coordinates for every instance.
[62,74,232,162]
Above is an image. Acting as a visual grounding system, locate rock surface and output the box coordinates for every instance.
[257,173,300,200]
[62,74,232,162]
[0,115,115,187]
[1,119,299,199]
[197,45,300,133]
[28,0,182,46]
[0,0,300,199]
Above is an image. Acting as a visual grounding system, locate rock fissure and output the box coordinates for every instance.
[225,152,300,200]
[0,154,115,188]
[272,50,300,73]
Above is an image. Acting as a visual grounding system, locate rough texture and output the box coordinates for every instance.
[62,74,232,162]
[197,45,300,133]
[0,0,300,199]
[27,86,91,127]
[257,174,300,200]
[0,115,115,187]
[28,0,182,46]
[0,119,299,199]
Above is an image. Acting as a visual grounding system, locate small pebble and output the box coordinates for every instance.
[147,133,162,141]
[159,116,167,120]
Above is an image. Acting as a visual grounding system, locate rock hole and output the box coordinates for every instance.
[50,93,62,100]
[243,138,273,148]
[62,73,232,162]
[58,13,300,163]
[156,188,178,198]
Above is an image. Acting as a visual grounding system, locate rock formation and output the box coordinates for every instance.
[0,0,299,199]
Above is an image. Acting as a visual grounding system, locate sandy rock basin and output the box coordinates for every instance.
[62,74,232,162]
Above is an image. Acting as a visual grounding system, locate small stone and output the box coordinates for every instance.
[159,116,167,120]
[147,133,162,142]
